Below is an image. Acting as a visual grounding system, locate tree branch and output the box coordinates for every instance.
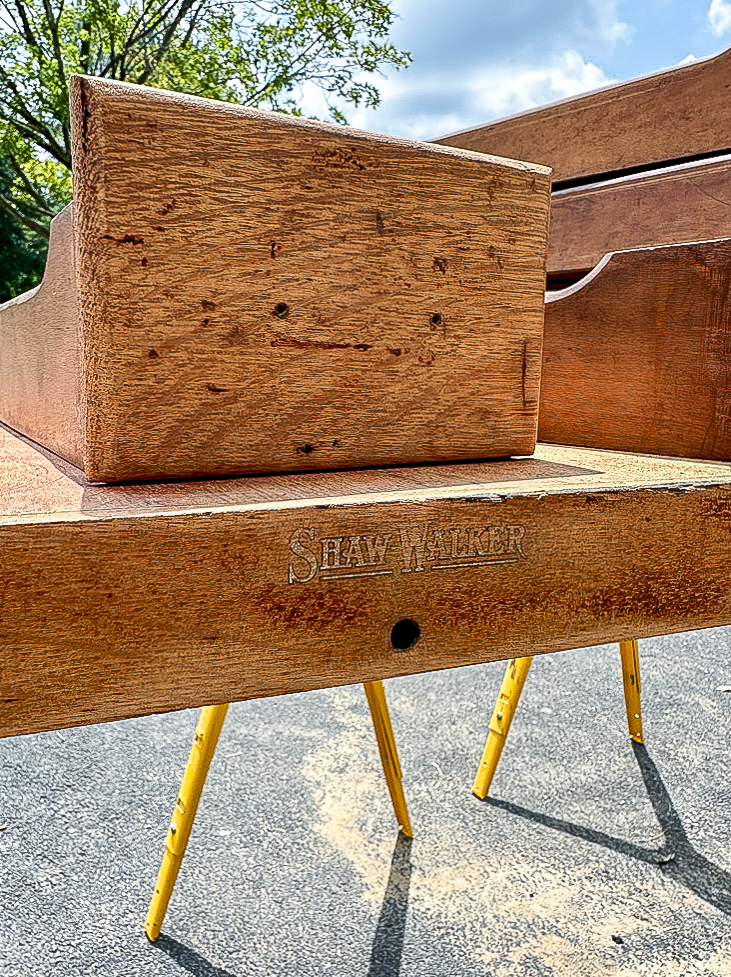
[41,0,68,94]
[5,152,58,214]
[9,0,46,56]
[0,189,52,237]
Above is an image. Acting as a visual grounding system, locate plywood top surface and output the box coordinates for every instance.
[3,424,731,527]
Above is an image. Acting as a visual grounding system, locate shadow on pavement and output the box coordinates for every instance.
[367,831,413,977]
[486,742,731,915]
[154,934,240,976]
[151,831,413,976]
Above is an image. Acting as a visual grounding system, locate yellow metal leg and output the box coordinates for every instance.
[364,681,413,838]
[145,703,229,941]
[472,657,533,799]
[619,639,644,743]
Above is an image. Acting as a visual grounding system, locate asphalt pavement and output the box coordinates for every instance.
[2,627,731,976]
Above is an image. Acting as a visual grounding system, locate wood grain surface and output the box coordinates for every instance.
[436,45,731,183]
[63,75,551,482]
[541,239,731,460]
[548,155,731,281]
[0,206,84,466]
[1,425,731,738]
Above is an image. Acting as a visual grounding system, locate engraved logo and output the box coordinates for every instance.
[288,522,528,584]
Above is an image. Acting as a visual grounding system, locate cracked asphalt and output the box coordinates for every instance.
[2,627,731,976]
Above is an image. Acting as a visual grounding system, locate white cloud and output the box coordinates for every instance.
[342,51,614,142]
[294,2,626,141]
[589,0,632,44]
[708,0,731,35]
[467,51,613,122]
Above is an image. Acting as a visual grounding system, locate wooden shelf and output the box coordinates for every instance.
[2,424,730,738]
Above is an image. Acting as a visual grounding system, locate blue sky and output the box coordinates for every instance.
[303,0,731,141]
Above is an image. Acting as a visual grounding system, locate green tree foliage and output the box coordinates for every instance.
[0,160,46,302]
[0,0,409,296]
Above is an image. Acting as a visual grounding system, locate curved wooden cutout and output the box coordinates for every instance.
[437,46,731,183]
[548,154,731,280]
[0,205,84,468]
[540,239,731,460]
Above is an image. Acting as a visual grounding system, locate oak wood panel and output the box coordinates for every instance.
[436,45,731,183]
[1,426,731,738]
[541,240,731,460]
[548,155,731,279]
[64,76,550,482]
[0,206,84,467]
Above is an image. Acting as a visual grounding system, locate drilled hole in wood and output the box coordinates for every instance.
[430,312,443,328]
[390,618,420,652]
[273,302,290,319]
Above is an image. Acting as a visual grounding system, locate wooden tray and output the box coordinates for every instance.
[548,155,731,282]
[541,238,731,460]
[0,76,551,484]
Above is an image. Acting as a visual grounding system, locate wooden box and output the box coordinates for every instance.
[0,76,551,483]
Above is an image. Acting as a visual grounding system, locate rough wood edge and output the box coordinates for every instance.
[70,74,552,177]
[435,45,731,182]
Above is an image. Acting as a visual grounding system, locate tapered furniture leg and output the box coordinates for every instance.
[146,683,411,939]
[619,639,644,743]
[472,657,533,799]
[364,680,413,837]
[145,703,229,941]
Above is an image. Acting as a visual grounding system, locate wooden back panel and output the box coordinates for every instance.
[63,76,550,482]
[436,46,731,184]
[548,155,731,283]
[540,240,731,460]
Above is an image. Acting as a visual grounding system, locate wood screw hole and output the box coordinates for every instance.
[390,618,420,652]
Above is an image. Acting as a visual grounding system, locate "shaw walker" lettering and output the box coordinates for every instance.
[287,522,529,584]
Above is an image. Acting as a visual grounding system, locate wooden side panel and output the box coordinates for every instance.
[1,479,731,739]
[69,76,551,483]
[541,241,731,460]
[0,206,84,467]
[436,46,731,183]
[548,156,731,279]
